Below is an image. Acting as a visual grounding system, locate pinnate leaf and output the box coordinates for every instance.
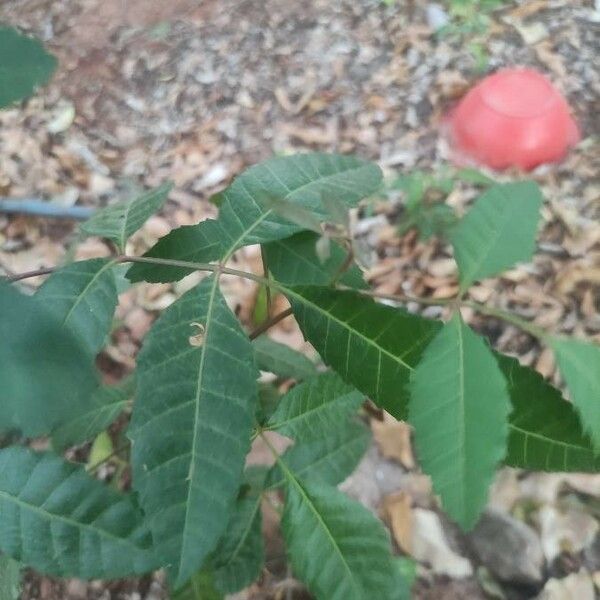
[0,281,99,436]
[81,182,172,251]
[211,494,264,593]
[36,258,118,355]
[0,26,57,108]
[129,276,257,587]
[0,446,156,579]
[266,420,370,489]
[214,153,381,258]
[552,338,600,453]
[267,372,364,440]
[127,154,381,283]
[409,314,510,529]
[282,477,397,600]
[499,354,600,471]
[285,285,597,473]
[253,335,317,381]
[450,182,542,289]
[285,287,438,419]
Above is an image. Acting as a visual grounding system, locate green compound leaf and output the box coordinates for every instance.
[285,287,438,419]
[282,477,397,600]
[266,420,371,490]
[35,258,118,356]
[264,231,366,288]
[212,494,264,593]
[267,372,364,441]
[552,338,600,454]
[0,280,99,437]
[253,335,318,381]
[500,354,600,472]
[127,153,381,283]
[0,26,57,108]
[52,376,135,450]
[0,447,156,579]
[450,182,542,289]
[129,276,257,588]
[284,286,599,473]
[409,315,510,529]
[81,182,172,251]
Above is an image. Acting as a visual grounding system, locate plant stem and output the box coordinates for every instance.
[330,246,355,286]
[6,266,56,282]
[249,308,293,340]
[352,286,456,307]
[260,246,273,316]
[7,253,549,341]
[462,300,547,340]
[119,255,271,286]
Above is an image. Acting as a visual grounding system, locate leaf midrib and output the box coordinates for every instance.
[455,317,467,517]
[61,259,116,329]
[178,274,220,578]
[217,495,261,572]
[508,422,592,453]
[458,194,511,288]
[268,390,360,433]
[0,488,147,551]
[278,456,362,597]
[284,288,414,372]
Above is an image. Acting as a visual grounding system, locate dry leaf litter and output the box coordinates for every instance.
[0,0,599,598]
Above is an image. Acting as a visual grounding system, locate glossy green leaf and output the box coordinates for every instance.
[172,569,223,600]
[409,315,510,529]
[127,220,225,283]
[0,27,57,108]
[282,476,396,600]
[266,420,370,489]
[81,182,172,251]
[264,231,366,288]
[0,447,156,578]
[0,556,20,600]
[129,276,257,587]
[0,281,99,436]
[127,154,381,283]
[552,338,600,453]
[450,182,542,289]
[267,372,364,440]
[52,376,134,450]
[253,335,318,381]
[214,153,381,257]
[35,258,118,355]
[212,494,263,593]
[285,285,595,473]
[285,287,439,419]
[499,354,600,471]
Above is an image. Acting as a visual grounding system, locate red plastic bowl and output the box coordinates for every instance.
[447,68,580,171]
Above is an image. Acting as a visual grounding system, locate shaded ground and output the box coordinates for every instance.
[0,0,599,598]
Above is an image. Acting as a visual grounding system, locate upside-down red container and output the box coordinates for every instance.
[447,68,580,171]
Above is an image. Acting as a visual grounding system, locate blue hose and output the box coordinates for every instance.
[0,198,95,220]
